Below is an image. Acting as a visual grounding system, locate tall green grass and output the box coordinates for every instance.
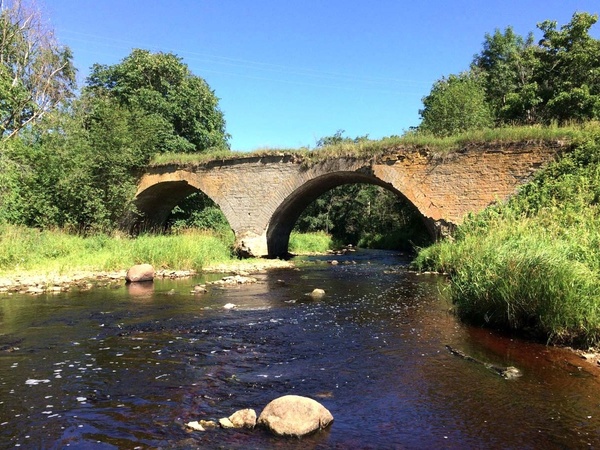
[416,215,600,345]
[414,129,600,346]
[0,225,234,276]
[288,231,333,254]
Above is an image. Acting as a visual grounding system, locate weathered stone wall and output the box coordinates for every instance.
[372,142,561,224]
[134,142,565,256]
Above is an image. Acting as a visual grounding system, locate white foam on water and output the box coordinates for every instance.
[25,379,50,385]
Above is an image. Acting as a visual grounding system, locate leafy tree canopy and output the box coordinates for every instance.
[537,12,600,122]
[418,72,494,137]
[419,11,600,136]
[84,49,229,153]
[0,0,75,140]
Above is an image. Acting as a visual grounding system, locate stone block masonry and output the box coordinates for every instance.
[134,142,565,257]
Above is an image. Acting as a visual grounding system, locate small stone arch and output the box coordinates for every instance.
[132,180,234,234]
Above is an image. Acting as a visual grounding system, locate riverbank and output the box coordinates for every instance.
[413,131,600,348]
[0,225,302,295]
[0,258,295,295]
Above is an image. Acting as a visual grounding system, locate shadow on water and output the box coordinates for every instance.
[1,249,600,448]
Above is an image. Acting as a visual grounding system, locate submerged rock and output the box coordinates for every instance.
[257,395,333,437]
[209,275,258,286]
[199,420,218,429]
[191,284,207,294]
[445,345,522,380]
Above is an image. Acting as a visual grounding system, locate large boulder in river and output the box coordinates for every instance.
[257,395,333,437]
[125,264,155,283]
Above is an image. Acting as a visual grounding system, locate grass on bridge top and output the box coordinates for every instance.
[148,122,599,167]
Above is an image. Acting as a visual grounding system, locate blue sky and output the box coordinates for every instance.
[46,0,600,151]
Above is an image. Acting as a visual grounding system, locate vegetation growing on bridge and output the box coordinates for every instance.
[149,124,587,167]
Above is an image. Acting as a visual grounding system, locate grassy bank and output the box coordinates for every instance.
[0,225,334,279]
[0,225,235,276]
[414,128,600,347]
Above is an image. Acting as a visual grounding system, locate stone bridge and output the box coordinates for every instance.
[134,142,565,257]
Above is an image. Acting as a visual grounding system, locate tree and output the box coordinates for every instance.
[0,0,75,139]
[166,191,230,233]
[0,96,168,232]
[536,12,600,123]
[84,49,229,154]
[422,11,600,131]
[418,72,493,137]
[472,27,540,123]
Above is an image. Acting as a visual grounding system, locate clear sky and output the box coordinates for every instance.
[45,0,600,151]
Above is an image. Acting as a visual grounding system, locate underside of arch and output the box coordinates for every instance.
[266,171,429,257]
[132,181,217,231]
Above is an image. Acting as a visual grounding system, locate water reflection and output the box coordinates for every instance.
[1,251,600,448]
[126,280,155,298]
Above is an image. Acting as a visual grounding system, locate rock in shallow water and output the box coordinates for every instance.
[125,264,155,283]
[257,395,333,437]
[309,288,326,298]
[228,408,257,428]
[219,417,234,428]
[185,421,205,431]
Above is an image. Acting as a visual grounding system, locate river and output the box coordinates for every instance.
[0,250,599,449]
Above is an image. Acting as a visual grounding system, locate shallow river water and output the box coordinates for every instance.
[1,250,600,449]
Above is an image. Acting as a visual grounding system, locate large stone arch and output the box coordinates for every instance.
[266,171,428,257]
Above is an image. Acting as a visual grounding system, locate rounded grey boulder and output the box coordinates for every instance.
[125,264,155,283]
[257,395,333,437]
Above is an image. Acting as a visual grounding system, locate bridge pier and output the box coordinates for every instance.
[234,232,269,258]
